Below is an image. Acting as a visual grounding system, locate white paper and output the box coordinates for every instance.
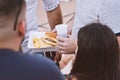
[28,31,59,52]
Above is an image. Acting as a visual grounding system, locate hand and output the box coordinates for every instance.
[59,54,75,69]
[57,35,77,54]
[51,28,57,33]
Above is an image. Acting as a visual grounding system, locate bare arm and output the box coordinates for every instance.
[47,5,63,30]
[66,13,75,35]
[59,54,75,69]
[117,36,120,48]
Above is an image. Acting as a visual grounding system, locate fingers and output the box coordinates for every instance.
[60,50,66,54]
[67,34,71,38]
[58,45,68,54]
[58,46,65,51]
[52,29,57,33]
[57,36,67,42]
[57,41,65,47]
[57,37,69,54]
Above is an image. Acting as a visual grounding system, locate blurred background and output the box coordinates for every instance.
[37,0,76,31]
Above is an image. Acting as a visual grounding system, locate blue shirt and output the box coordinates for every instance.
[0,49,65,80]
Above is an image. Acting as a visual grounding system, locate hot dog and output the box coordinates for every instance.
[41,36,57,46]
[33,32,58,48]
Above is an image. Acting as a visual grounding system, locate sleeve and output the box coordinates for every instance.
[42,0,60,11]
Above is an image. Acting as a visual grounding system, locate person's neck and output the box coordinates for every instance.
[0,41,20,52]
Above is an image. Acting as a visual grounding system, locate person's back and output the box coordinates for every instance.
[0,0,64,80]
[0,49,64,80]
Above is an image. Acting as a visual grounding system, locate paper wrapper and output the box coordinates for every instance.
[28,31,59,53]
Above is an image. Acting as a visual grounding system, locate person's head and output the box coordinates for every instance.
[0,0,26,51]
[71,23,119,80]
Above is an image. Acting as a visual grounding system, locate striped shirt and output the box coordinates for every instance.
[22,0,60,53]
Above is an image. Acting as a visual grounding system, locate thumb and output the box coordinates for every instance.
[52,29,57,33]
[67,34,71,38]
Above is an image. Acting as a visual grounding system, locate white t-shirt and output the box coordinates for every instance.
[22,0,60,53]
[72,0,120,38]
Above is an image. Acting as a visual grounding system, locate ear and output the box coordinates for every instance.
[18,21,26,37]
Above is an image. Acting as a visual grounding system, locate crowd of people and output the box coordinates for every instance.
[0,0,119,80]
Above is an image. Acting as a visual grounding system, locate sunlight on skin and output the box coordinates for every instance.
[117,36,120,49]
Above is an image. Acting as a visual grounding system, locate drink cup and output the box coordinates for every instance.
[55,24,68,38]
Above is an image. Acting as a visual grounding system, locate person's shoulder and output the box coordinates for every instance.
[18,53,65,80]
[21,53,54,65]
[17,52,55,68]
[0,50,64,80]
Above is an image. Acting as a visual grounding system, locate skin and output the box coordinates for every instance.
[57,32,120,55]
[59,54,75,69]
[57,36,76,68]
[47,5,63,30]
[0,6,26,51]
[117,36,120,49]
[57,35,77,54]
[66,14,74,35]
[56,14,76,54]
[46,5,63,62]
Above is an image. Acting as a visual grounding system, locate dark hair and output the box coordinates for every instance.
[70,23,119,80]
[0,0,25,30]
[0,0,25,16]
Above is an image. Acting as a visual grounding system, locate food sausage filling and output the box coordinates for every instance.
[44,37,56,43]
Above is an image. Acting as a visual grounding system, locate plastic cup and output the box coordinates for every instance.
[55,24,68,38]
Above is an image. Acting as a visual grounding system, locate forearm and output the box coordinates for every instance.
[67,16,74,35]
[67,13,75,35]
[47,5,63,30]
[59,54,75,69]
[117,36,120,48]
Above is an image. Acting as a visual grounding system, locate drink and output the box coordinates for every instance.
[55,24,68,38]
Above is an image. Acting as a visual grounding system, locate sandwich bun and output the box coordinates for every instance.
[45,32,57,38]
[41,36,57,46]
[33,32,57,48]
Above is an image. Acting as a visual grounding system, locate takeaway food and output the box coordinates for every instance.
[33,32,57,48]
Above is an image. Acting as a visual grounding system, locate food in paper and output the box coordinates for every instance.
[33,32,57,48]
